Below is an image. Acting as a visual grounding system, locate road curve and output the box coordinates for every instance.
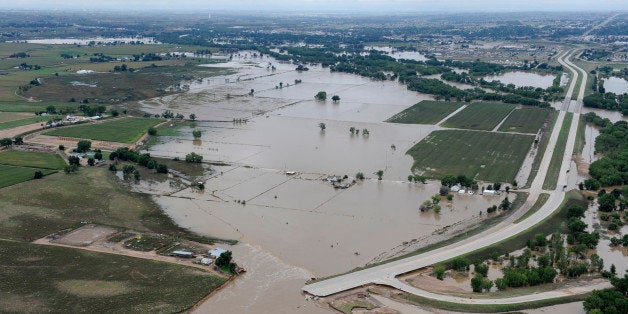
[303,50,587,298]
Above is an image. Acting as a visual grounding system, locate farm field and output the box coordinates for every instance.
[44,118,163,143]
[497,107,553,134]
[0,115,61,130]
[441,102,516,130]
[407,130,535,182]
[385,100,463,125]
[0,165,56,188]
[0,239,226,313]
[0,150,66,169]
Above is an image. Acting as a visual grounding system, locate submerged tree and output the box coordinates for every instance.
[376,170,384,180]
[319,122,326,131]
[331,95,340,102]
[315,91,327,100]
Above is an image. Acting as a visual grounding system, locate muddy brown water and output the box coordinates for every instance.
[136,52,521,312]
[484,71,556,89]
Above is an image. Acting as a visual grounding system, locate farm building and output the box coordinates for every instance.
[208,248,227,258]
[171,250,195,258]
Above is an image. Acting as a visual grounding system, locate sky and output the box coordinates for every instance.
[0,0,625,13]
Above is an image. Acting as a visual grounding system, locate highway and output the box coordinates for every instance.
[302,50,593,299]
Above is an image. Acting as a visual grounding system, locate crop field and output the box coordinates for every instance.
[0,115,61,130]
[497,107,553,134]
[441,102,516,130]
[0,165,56,188]
[407,130,535,182]
[385,100,463,124]
[0,102,85,113]
[0,150,66,169]
[0,240,226,313]
[44,118,163,143]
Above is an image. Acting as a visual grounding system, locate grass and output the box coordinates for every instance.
[0,167,221,242]
[0,165,56,188]
[407,130,535,183]
[0,239,227,313]
[497,107,552,134]
[438,190,586,268]
[525,110,558,188]
[330,300,376,314]
[543,112,573,190]
[388,289,588,313]
[385,100,463,125]
[0,102,85,113]
[441,102,516,130]
[154,120,196,136]
[514,193,550,223]
[0,150,66,170]
[0,115,59,130]
[44,117,163,143]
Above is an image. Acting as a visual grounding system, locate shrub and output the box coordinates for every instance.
[68,156,80,166]
[435,267,445,280]
[87,157,95,166]
[76,140,91,153]
[192,130,202,138]
[34,171,43,179]
[156,164,168,174]
[58,145,65,151]
[148,127,157,136]
[185,152,203,163]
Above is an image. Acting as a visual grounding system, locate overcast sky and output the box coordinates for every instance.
[1,0,626,13]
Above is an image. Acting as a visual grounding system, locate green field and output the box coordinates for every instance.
[386,101,463,124]
[497,107,553,134]
[0,239,226,313]
[0,102,85,113]
[407,130,535,182]
[44,118,163,143]
[0,150,66,169]
[0,165,56,188]
[441,102,516,130]
[543,113,573,190]
[0,115,61,130]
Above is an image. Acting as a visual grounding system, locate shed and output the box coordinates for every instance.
[483,189,497,195]
[458,189,466,194]
[200,258,214,265]
[171,250,195,258]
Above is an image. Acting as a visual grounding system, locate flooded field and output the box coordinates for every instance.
[484,71,556,89]
[138,52,520,312]
[583,201,628,274]
[602,77,628,94]
[365,46,428,62]
[16,36,157,44]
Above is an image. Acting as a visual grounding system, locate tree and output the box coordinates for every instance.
[13,137,23,145]
[189,113,196,121]
[315,91,327,100]
[58,145,65,151]
[319,123,326,131]
[110,109,119,117]
[499,197,511,210]
[87,157,95,166]
[76,140,91,153]
[349,127,356,134]
[356,172,365,180]
[192,130,202,138]
[185,152,203,163]
[331,95,340,102]
[471,274,484,292]
[215,251,233,267]
[376,170,384,180]
[475,263,489,277]
[451,257,470,271]
[598,194,616,212]
[68,156,80,166]
[435,267,445,280]
[441,175,456,187]
[94,151,103,160]
[34,171,43,179]
[567,205,586,218]
[148,127,157,136]
[156,164,168,174]
[0,138,12,147]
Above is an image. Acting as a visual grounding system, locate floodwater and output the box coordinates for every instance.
[364,46,428,62]
[16,37,157,45]
[138,52,518,313]
[580,107,625,123]
[484,71,556,89]
[581,124,600,165]
[583,201,628,274]
[603,77,628,95]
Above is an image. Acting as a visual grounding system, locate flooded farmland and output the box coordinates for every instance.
[484,71,556,89]
[135,53,516,312]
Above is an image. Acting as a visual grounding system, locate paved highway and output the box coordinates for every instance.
[303,50,590,299]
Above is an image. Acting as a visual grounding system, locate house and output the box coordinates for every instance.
[208,248,227,258]
[483,189,497,195]
[450,185,460,192]
[325,175,340,183]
